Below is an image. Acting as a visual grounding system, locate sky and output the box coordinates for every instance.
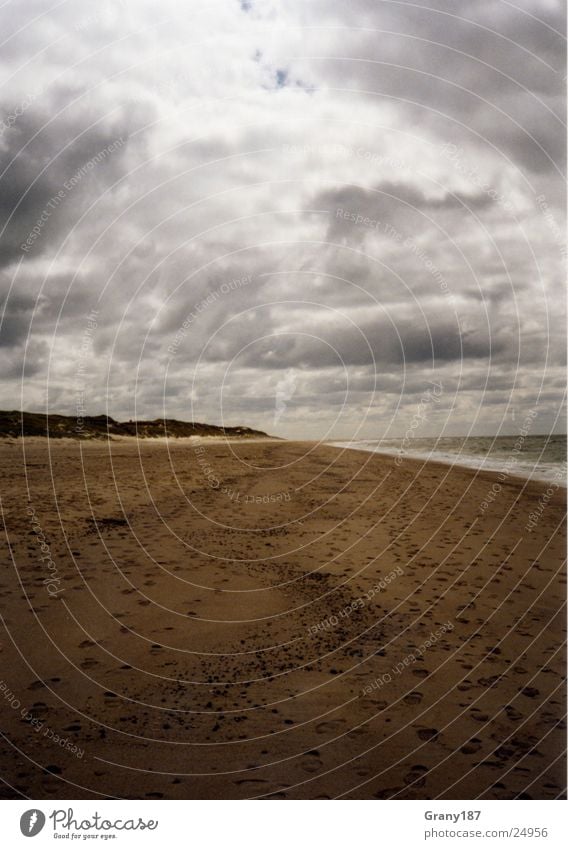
[0,0,565,439]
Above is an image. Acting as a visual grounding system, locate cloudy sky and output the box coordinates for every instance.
[0,0,565,439]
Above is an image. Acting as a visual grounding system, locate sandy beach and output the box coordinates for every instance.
[0,437,565,800]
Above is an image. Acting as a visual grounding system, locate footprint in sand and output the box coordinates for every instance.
[460,738,482,754]
[513,766,530,777]
[470,708,490,722]
[403,691,423,705]
[412,669,429,679]
[403,765,428,787]
[46,765,62,775]
[478,675,500,687]
[373,786,404,799]
[315,719,346,734]
[543,782,563,793]
[301,753,323,774]
[416,728,438,741]
[520,686,540,698]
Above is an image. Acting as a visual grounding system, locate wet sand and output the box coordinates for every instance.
[0,437,565,799]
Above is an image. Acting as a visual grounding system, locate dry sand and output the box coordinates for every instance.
[0,437,565,800]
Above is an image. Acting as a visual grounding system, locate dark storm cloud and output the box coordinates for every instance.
[0,267,110,368]
[289,0,565,173]
[315,181,492,243]
[0,293,36,348]
[0,338,48,378]
[0,101,134,269]
[201,309,498,370]
[0,138,63,268]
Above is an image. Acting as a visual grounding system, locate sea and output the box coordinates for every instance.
[329,434,567,484]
